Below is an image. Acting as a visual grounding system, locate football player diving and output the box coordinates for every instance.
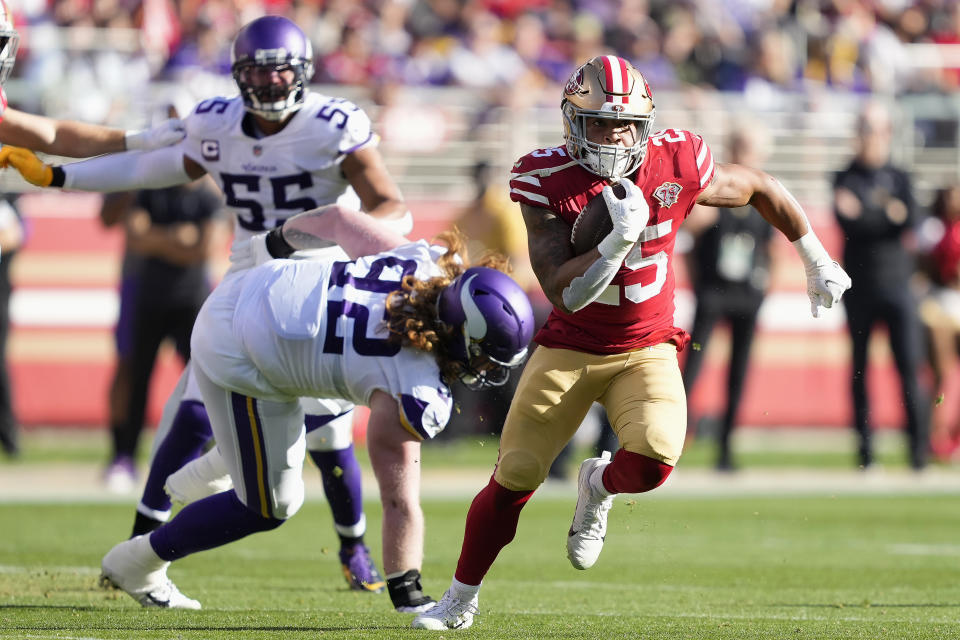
[0,15,425,610]
[412,55,852,630]
[116,208,532,612]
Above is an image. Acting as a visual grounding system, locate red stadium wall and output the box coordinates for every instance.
[9,193,915,432]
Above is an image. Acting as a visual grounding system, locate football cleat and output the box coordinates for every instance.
[339,544,385,593]
[100,535,201,609]
[566,450,614,570]
[387,569,436,613]
[410,589,479,630]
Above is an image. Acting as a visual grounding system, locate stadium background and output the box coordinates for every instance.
[2,0,957,434]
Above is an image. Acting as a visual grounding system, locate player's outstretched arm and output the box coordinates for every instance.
[0,108,185,157]
[0,144,197,191]
[264,204,408,261]
[697,162,852,317]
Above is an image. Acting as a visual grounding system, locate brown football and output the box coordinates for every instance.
[570,181,625,255]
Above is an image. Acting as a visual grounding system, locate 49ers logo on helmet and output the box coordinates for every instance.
[564,66,587,96]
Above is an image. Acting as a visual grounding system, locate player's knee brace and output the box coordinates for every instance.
[602,449,673,494]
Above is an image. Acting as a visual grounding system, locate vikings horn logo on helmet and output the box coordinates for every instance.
[436,267,535,390]
[459,273,488,342]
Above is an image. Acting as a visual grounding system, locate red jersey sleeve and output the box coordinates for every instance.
[508,146,580,211]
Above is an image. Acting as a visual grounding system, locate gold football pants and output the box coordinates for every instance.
[494,343,686,491]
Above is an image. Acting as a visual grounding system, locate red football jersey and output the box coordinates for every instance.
[509,128,715,354]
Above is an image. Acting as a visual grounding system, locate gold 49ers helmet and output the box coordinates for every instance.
[561,55,655,179]
[0,0,17,85]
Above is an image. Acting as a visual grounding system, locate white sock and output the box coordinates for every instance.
[334,513,366,539]
[589,462,613,498]
[450,577,481,600]
[134,534,166,567]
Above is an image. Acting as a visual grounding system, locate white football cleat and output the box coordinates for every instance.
[566,450,614,570]
[410,589,479,630]
[164,447,233,506]
[100,535,201,609]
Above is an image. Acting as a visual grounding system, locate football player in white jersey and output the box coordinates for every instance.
[96,205,535,611]
[0,15,414,600]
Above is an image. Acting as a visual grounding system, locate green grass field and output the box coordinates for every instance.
[3,429,960,639]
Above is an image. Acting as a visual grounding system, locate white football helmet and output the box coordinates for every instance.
[561,55,655,179]
[0,0,19,86]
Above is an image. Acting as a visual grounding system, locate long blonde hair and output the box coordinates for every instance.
[385,228,510,384]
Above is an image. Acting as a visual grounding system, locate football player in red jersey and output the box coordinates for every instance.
[413,55,852,631]
[0,1,183,156]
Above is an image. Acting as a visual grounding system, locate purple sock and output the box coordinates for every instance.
[149,491,283,561]
[309,445,364,534]
[140,401,213,513]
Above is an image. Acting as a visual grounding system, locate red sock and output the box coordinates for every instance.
[601,449,673,494]
[454,475,534,586]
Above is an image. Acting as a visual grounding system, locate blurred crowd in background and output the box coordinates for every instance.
[9,0,960,118]
[7,0,960,476]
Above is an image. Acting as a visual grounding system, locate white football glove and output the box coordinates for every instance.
[124,118,186,151]
[804,259,852,318]
[227,232,273,273]
[793,230,852,318]
[598,177,649,259]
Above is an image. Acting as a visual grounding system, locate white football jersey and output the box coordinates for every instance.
[181,91,377,254]
[191,241,454,440]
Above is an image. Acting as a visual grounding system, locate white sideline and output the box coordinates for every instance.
[1,463,959,503]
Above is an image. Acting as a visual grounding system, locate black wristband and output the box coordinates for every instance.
[265,226,296,259]
[50,166,65,188]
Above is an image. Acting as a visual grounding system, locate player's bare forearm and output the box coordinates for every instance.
[0,109,125,157]
[697,162,808,242]
[521,202,604,311]
[342,146,407,219]
[366,198,408,219]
